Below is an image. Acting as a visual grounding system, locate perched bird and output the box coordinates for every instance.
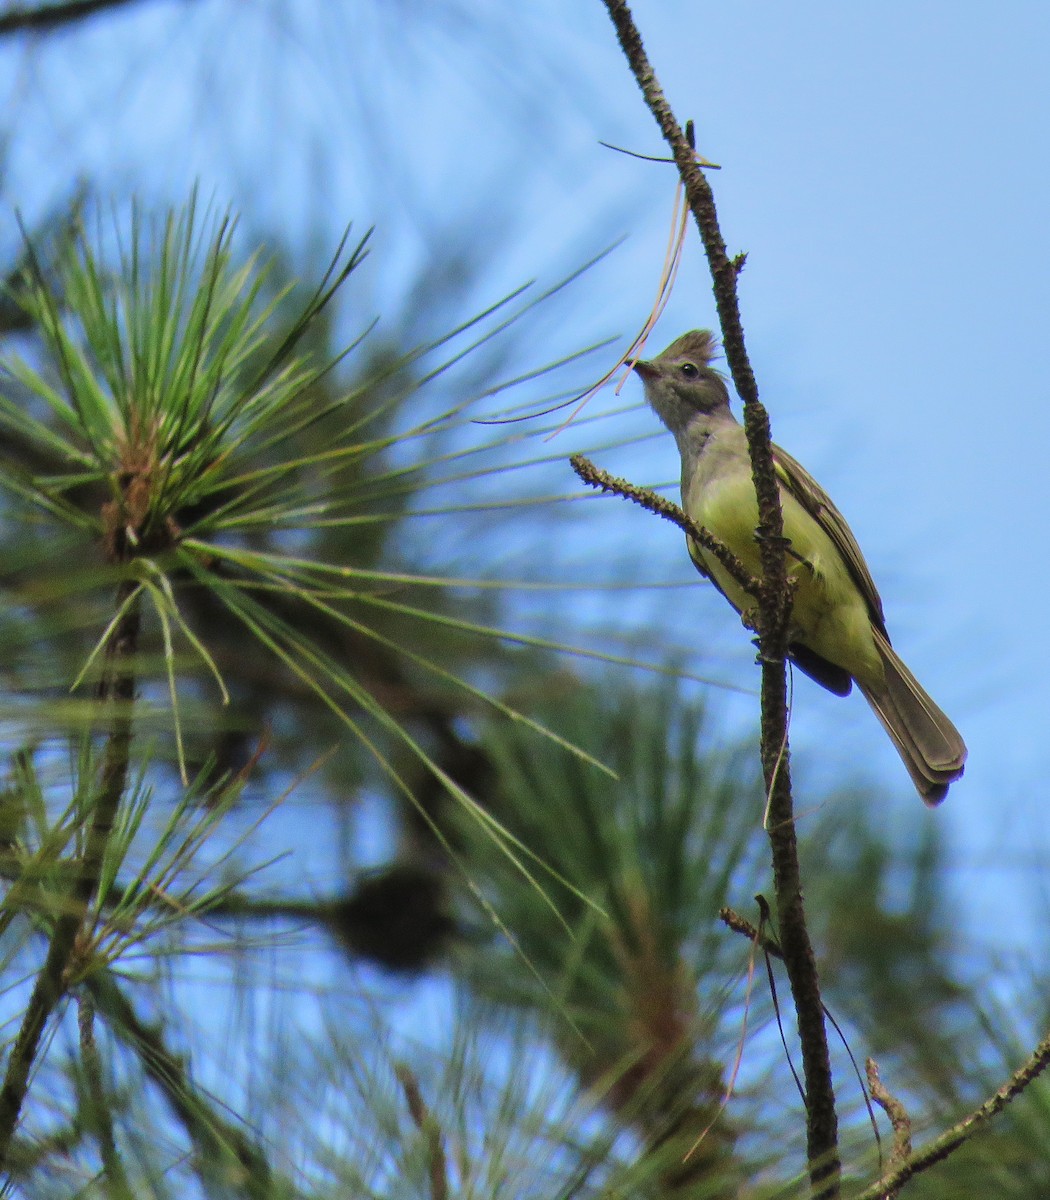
[635,330,966,804]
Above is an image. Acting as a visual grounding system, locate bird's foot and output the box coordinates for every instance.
[753,530,793,549]
[749,635,785,667]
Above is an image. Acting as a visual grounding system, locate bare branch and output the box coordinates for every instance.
[854,1031,1050,1200]
[865,1058,911,1186]
[719,906,783,960]
[569,454,761,598]
[598,2,838,1192]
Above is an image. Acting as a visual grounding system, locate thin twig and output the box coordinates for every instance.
[569,454,761,598]
[852,1030,1050,1200]
[865,1058,911,1196]
[598,2,838,1192]
[719,906,782,958]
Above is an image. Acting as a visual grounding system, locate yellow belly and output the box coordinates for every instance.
[686,468,883,688]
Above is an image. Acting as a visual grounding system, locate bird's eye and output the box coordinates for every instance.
[679,362,699,379]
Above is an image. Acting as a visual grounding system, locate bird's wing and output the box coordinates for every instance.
[772,444,888,633]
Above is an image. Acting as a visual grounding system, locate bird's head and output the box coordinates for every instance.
[634,330,732,437]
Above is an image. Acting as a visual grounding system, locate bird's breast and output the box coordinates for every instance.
[682,451,882,686]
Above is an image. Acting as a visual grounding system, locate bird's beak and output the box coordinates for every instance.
[633,359,658,382]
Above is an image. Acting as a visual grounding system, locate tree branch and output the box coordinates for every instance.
[865,1057,911,1187]
[569,454,762,599]
[852,1029,1050,1200]
[598,2,838,1193]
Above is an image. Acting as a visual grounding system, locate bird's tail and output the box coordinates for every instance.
[857,629,967,806]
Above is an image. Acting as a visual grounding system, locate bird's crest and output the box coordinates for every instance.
[658,329,722,367]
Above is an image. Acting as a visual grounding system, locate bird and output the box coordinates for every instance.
[634,329,966,804]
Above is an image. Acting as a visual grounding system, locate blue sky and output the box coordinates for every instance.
[3,0,1049,941]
